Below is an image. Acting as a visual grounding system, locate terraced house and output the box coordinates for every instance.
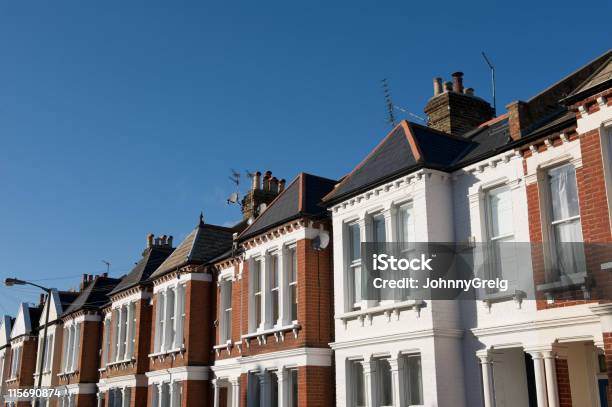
[323,50,612,407]
[97,234,175,407]
[145,215,237,407]
[211,172,336,407]
[1,50,611,407]
[57,275,121,407]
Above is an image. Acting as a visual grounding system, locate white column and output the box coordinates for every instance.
[530,352,549,407]
[121,387,128,407]
[157,383,164,406]
[275,368,289,407]
[96,392,103,407]
[213,379,220,407]
[543,351,559,407]
[230,376,241,407]
[259,371,271,406]
[361,359,377,407]
[388,357,405,407]
[477,352,495,407]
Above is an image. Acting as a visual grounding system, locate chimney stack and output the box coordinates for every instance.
[452,72,464,93]
[241,170,284,220]
[424,72,494,135]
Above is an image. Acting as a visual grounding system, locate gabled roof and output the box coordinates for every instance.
[109,245,175,296]
[322,121,475,204]
[10,303,41,340]
[0,315,13,348]
[62,276,121,317]
[150,218,234,279]
[563,54,612,104]
[239,173,337,240]
[38,289,66,327]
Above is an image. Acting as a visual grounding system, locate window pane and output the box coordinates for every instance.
[377,358,392,406]
[253,261,261,292]
[398,204,415,244]
[405,355,423,405]
[349,223,361,261]
[255,295,262,327]
[353,361,365,406]
[488,186,513,238]
[272,290,279,323]
[554,219,586,274]
[549,164,579,221]
[353,265,362,304]
[270,373,278,406]
[271,255,279,288]
[372,214,386,243]
[291,248,297,282]
[290,369,298,407]
[290,284,297,321]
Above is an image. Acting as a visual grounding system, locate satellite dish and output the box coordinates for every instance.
[258,203,267,213]
[227,192,239,204]
[312,228,330,251]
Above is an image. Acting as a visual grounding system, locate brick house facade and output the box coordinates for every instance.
[210,172,336,407]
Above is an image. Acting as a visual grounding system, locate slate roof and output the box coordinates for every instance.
[323,121,481,204]
[58,291,80,311]
[239,173,337,240]
[564,54,612,103]
[150,219,235,279]
[62,276,121,317]
[109,245,175,295]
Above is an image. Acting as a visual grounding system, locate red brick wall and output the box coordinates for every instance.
[556,358,572,407]
[214,222,334,361]
[524,126,612,310]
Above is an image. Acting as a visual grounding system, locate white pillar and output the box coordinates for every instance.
[213,379,220,407]
[477,353,495,407]
[388,357,405,407]
[530,352,549,407]
[361,359,377,407]
[275,368,289,407]
[259,371,271,406]
[230,377,241,407]
[96,392,103,407]
[543,351,559,407]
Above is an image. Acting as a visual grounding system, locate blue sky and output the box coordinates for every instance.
[0,0,610,315]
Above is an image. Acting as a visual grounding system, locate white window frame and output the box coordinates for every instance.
[269,251,280,326]
[346,221,362,311]
[152,284,186,354]
[287,244,298,323]
[347,358,365,407]
[249,257,264,332]
[598,121,612,231]
[375,356,393,407]
[219,278,233,344]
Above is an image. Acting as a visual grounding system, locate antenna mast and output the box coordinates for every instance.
[381,79,396,127]
[481,52,496,115]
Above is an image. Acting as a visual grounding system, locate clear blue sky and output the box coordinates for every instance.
[0,0,610,315]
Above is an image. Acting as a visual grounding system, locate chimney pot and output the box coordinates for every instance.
[270,177,279,193]
[252,171,261,190]
[451,72,464,93]
[102,272,108,277]
[154,237,160,246]
[263,171,272,191]
[161,234,167,245]
[167,236,173,247]
[444,81,453,92]
[433,77,443,96]
[464,87,474,96]
[278,179,286,192]
[147,233,154,248]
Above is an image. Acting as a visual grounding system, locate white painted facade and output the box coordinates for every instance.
[330,95,612,407]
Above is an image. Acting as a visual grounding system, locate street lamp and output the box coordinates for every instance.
[5,277,52,406]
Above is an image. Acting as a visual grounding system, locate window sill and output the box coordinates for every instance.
[482,290,526,311]
[5,378,18,384]
[336,299,425,327]
[241,323,301,346]
[148,347,185,359]
[213,340,234,356]
[57,370,78,378]
[105,358,136,368]
[536,271,590,301]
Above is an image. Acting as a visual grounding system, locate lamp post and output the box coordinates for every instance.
[5,278,52,407]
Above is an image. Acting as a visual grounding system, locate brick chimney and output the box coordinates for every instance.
[424,72,495,135]
[241,170,283,220]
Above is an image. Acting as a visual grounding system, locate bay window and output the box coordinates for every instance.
[250,258,263,331]
[111,302,137,362]
[219,279,233,343]
[61,322,81,373]
[153,284,186,353]
[486,185,515,283]
[270,253,280,325]
[376,357,393,407]
[347,222,362,310]
[547,163,585,279]
[288,246,298,322]
[402,354,423,406]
